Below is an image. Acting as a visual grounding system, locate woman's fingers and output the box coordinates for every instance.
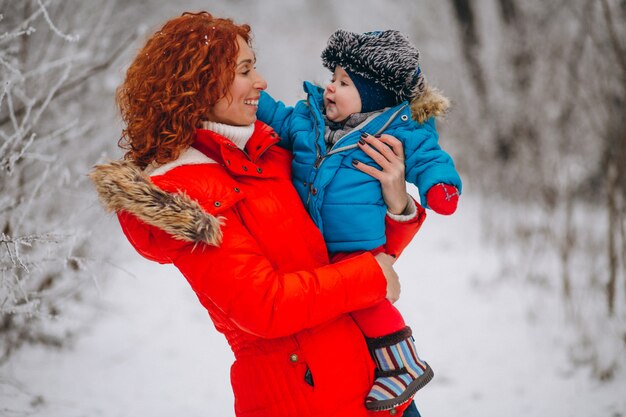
[357,135,392,169]
[376,134,404,161]
[358,134,405,178]
[352,158,383,180]
[353,133,408,214]
[358,134,399,163]
[375,253,400,304]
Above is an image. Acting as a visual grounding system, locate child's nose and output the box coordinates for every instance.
[326,83,335,93]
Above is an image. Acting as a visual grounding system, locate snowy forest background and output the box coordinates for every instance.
[1,0,625,416]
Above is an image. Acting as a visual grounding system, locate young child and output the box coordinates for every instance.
[257,29,462,411]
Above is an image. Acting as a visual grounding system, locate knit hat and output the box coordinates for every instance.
[321,29,426,112]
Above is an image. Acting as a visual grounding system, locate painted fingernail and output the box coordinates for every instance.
[352,159,359,165]
[374,134,381,138]
[360,132,368,138]
[358,139,365,145]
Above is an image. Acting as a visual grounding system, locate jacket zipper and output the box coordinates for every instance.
[307,101,408,210]
[308,102,323,208]
[313,104,408,170]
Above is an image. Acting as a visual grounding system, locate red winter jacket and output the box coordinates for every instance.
[90,121,424,417]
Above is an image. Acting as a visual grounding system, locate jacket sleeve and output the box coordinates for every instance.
[257,91,297,150]
[166,208,387,339]
[401,118,463,208]
[383,196,426,258]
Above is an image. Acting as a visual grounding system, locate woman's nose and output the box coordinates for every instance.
[254,76,267,91]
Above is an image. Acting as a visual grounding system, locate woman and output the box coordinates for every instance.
[90,11,424,417]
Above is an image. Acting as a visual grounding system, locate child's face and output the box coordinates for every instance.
[324,66,362,122]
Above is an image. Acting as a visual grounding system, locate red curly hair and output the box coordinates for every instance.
[117,11,251,168]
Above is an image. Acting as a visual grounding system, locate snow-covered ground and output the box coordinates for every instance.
[1,194,625,417]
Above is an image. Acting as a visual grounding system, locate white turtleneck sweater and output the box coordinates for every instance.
[201,120,255,150]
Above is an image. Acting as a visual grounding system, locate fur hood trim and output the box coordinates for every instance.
[145,147,215,177]
[89,160,223,246]
[410,85,450,124]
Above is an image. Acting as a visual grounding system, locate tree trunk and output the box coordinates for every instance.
[600,0,626,316]
[561,195,573,300]
[607,159,618,316]
[449,0,487,100]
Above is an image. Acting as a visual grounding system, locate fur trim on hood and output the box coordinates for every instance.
[89,160,223,246]
[410,85,450,124]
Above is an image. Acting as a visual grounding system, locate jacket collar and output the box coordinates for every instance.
[303,81,325,107]
[193,120,280,176]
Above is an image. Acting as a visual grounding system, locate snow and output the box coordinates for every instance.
[2,1,624,415]
[2,193,624,417]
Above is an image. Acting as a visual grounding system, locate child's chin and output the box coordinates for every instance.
[326,112,340,122]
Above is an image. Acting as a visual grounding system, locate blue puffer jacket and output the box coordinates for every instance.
[257,81,461,253]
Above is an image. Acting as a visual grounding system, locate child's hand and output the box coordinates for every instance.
[426,183,459,215]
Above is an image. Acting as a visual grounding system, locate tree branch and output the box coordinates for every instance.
[600,0,626,82]
[0,30,137,128]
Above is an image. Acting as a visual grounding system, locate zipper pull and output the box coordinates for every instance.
[313,156,323,168]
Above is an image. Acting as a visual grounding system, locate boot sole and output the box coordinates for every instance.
[365,363,434,412]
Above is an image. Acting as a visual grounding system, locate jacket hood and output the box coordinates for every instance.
[89,160,223,246]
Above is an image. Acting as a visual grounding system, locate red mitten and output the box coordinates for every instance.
[426,183,459,215]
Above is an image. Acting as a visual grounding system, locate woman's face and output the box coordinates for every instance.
[207,36,267,126]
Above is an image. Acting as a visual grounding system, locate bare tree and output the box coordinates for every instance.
[447,0,626,378]
[0,0,140,362]
[448,0,487,104]
[599,0,626,317]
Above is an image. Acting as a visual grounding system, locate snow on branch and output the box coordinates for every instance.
[0,0,140,362]
[1,233,66,269]
[36,0,79,42]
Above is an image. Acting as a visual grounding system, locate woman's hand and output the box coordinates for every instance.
[374,252,400,303]
[352,133,409,215]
